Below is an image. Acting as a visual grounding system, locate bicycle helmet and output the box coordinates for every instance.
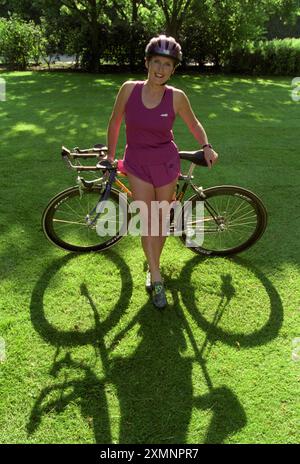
[145,35,182,65]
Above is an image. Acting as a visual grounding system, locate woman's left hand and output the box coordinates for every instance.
[204,147,218,169]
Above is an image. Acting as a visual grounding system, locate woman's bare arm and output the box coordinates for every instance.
[106,81,135,160]
[175,89,218,168]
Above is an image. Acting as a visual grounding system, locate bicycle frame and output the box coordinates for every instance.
[80,163,199,228]
[62,145,220,230]
[43,146,268,255]
[110,163,220,228]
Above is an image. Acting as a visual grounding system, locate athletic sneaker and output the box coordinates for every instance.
[145,269,152,292]
[145,268,164,293]
[152,281,167,309]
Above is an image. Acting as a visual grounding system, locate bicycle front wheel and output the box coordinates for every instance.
[180,185,267,256]
[42,186,129,252]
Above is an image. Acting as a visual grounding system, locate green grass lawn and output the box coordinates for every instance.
[0,70,299,444]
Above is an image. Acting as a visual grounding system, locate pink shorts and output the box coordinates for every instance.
[122,157,180,188]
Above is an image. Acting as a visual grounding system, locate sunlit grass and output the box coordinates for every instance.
[0,71,299,444]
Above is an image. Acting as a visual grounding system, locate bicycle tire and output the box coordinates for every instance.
[42,186,130,252]
[179,185,267,256]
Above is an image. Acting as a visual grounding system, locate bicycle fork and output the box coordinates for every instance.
[77,171,117,228]
[191,184,226,230]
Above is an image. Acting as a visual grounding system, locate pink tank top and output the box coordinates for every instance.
[124,81,179,165]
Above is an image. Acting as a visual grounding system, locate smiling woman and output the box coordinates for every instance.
[145,56,174,92]
[105,34,219,309]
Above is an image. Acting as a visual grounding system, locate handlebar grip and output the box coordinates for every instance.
[62,155,71,169]
[71,144,108,155]
[94,143,108,151]
[61,147,73,169]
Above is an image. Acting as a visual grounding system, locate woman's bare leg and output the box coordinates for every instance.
[126,172,162,282]
[154,178,178,262]
[127,172,178,283]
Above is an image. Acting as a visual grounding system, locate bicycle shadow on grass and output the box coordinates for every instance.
[29,274,246,444]
[29,249,132,347]
[27,250,282,444]
[173,254,284,350]
[105,295,247,444]
[162,253,283,443]
[27,251,251,443]
[26,350,112,443]
[28,249,133,443]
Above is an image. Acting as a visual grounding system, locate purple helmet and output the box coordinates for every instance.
[145,35,182,64]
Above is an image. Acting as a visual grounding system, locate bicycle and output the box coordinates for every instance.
[42,144,267,256]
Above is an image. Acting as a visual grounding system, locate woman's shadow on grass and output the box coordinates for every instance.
[28,251,283,443]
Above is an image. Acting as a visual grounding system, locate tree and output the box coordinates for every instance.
[103,0,146,69]
[181,0,298,68]
[57,0,107,72]
[102,0,163,69]
[0,16,44,69]
[156,0,194,38]
[266,0,300,38]
[0,0,42,22]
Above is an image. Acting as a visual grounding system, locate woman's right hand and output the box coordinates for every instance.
[98,155,114,173]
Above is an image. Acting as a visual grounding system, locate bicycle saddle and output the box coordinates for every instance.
[178,149,208,167]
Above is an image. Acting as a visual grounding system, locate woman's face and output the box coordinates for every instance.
[146,55,175,84]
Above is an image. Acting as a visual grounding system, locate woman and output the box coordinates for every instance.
[106,35,218,309]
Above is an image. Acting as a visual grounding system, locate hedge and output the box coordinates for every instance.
[225,39,300,75]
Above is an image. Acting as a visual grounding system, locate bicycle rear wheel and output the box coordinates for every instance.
[180,185,267,256]
[42,186,129,252]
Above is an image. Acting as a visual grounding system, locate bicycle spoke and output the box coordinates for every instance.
[46,188,128,249]
[183,188,265,253]
[60,201,85,220]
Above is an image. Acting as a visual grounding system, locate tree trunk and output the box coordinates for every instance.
[166,18,179,38]
[88,0,101,72]
[89,22,100,72]
[129,0,139,71]
[158,0,193,39]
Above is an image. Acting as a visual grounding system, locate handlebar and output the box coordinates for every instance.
[61,144,211,172]
[72,143,108,156]
[61,145,117,172]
